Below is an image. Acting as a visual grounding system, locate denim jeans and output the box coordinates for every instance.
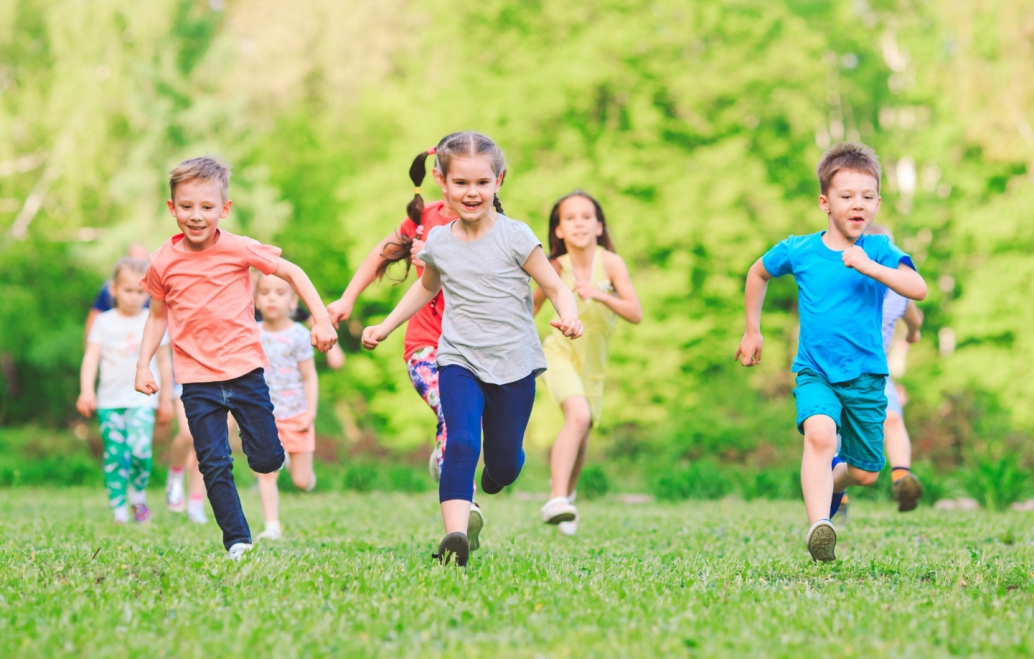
[437,365,536,502]
[180,368,284,549]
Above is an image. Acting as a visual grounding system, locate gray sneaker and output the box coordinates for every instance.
[468,501,484,551]
[806,520,837,563]
[226,542,253,561]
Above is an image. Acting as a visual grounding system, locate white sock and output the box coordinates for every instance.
[168,468,184,483]
[113,506,130,523]
[264,520,281,535]
[128,489,146,506]
[305,473,317,492]
[187,496,205,514]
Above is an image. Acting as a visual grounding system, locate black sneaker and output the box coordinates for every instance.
[433,532,470,567]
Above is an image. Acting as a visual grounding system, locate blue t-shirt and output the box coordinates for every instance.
[762,231,915,383]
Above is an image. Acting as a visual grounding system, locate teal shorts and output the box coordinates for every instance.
[793,369,888,473]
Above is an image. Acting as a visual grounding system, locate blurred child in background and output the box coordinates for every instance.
[533,191,641,536]
[253,272,320,541]
[77,257,173,524]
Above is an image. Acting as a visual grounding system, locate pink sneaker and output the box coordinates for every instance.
[132,503,152,523]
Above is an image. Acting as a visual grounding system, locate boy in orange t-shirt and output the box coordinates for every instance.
[136,157,337,560]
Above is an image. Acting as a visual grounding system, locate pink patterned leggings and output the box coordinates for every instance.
[406,346,447,467]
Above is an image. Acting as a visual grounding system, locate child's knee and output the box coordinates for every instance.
[851,467,880,487]
[291,473,312,490]
[803,427,837,453]
[248,450,285,474]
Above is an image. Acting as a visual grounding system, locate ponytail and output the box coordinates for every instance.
[376,147,437,281]
[406,147,435,226]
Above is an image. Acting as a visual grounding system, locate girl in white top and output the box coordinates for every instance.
[361,132,583,567]
[78,258,173,524]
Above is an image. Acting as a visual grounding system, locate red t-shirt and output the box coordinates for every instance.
[399,201,451,361]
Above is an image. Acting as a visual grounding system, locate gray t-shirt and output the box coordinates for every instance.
[419,215,547,384]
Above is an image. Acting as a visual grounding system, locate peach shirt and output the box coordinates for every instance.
[141,230,281,383]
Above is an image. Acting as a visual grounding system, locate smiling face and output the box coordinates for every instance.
[433,156,502,223]
[166,178,232,252]
[255,274,296,323]
[555,195,603,251]
[819,169,881,244]
[113,269,149,316]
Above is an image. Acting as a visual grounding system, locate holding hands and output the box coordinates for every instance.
[361,324,389,350]
[310,320,339,353]
[326,298,353,328]
[551,315,584,340]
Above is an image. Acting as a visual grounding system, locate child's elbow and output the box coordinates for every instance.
[912,278,928,301]
[629,306,644,324]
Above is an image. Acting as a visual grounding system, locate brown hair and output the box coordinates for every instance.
[110,257,149,308]
[376,132,507,280]
[168,156,231,201]
[816,142,881,194]
[547,190,616,260]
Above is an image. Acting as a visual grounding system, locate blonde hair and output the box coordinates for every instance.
[168,157,231,201]
[817,143,881,194]
[110,257,149,308]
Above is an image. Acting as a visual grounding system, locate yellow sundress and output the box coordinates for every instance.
[542,247,618,424]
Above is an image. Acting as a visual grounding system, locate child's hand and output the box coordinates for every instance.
[76,391,96,418]
[135,364,159,396]
[573,281,601,301]
[361,325,389,350]
[906,328,921,344]
[326,299,353,328]
[299,412,316,433]
[411,238,426,268]
[735,331,764,366]
[842,245,874,275]
[157,399,174,424]
[551,316,584,339]
[310,321,339,353]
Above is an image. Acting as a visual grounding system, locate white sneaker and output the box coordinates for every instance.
[541,497,577,525]
[806,519,837,563]
[467,501,484,551]
[256,524,282,541]
[113,505,130,525]
[304,473,317,492]
[558,516,579,536]
[226,543,253,561]
[166,477,185,513]
[187,504,208,524]
[429,444,443,482]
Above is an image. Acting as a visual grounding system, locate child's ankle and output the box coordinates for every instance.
[263,520,281,534]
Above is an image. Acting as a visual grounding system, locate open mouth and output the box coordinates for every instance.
[461,200,482,211]
[186,225,207,236]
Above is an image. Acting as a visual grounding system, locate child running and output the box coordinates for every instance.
[327,136,485,538]
[77,257,173,524]
[135,157,337,559]
[253,272,320,541]
[736,143,927,562]
[361,132,583,567]
[533,190,642,535]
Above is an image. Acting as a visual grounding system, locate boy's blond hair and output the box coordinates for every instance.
[169,157,231,201]
[817,143,881,194]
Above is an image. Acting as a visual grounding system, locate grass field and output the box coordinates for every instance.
[1,488,1033,658]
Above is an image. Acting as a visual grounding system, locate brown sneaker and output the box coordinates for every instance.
[892,472,923,512]
[806,519,837,563]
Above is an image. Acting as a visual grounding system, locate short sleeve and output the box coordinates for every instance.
[419,225,445,269]
[86,314,103,345]
[141,265,166,301]
[242,236,283,275]
[292,324,315,362]
[875,235,916,272]
[509,221,542,266]
[399,218,418,239]
[761,239,793,278]
[91,283,113,312]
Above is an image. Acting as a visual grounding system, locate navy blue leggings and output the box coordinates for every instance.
[438,365,536,502]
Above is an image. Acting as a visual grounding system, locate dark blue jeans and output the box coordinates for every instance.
[438,365,536,502]
[180,368,284,549]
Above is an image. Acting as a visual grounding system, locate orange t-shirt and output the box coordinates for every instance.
[399,201,451,361]
[141,230,282,384]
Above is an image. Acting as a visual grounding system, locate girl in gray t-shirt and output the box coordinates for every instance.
[361,131,582,567]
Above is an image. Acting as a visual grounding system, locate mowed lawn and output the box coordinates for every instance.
[1,488,1033,658]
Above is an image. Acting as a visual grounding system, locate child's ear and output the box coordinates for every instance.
[166,199,176,216]
[595,222,604,237]
[432,168,446,191]
[818,193,831,214]
[220,199,233,218]
[555,224,565,240]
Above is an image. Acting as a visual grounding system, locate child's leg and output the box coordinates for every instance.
[480,372,537,492]
[288,452,315,491]
[180,382,252,550]
[256,471,279,523]
[549,395,592,499]
[407,347,448,471]
[226,369,285,476]
[438,366,486,534]
[801,415,839,524]
[169,399,193,473]
[884,410,911,468]
[566,431,591,498]
[126,407,155,505]
[98,409,131,516]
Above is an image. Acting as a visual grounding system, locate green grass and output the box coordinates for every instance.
[1,488,1033,658]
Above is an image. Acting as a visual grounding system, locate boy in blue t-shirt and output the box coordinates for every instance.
[736,143,927,562]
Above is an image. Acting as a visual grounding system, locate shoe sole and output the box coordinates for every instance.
[894,475,923,512]
[467,507,483,552]
[436,532,469,567]
[544,510,577,525]
[807,524,837,562]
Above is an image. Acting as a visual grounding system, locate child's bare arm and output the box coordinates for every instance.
[523,247,583,339]
[135,301,169,395]
[903,300,924,343]
[273,258,338,353]
[531,259,561,317]
[298,357,318,431]
[362,266,441,350]
[735,258,772,367]
[583,253,642,324]
[842,248,927,300]
[77,342,101,417]
[327,231,403,326]
[155,345,175,423]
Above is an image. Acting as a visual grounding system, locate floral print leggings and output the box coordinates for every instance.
[406,346,447,469]
[97,407,154,509]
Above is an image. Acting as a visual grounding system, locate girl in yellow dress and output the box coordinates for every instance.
[533,190,642,535]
